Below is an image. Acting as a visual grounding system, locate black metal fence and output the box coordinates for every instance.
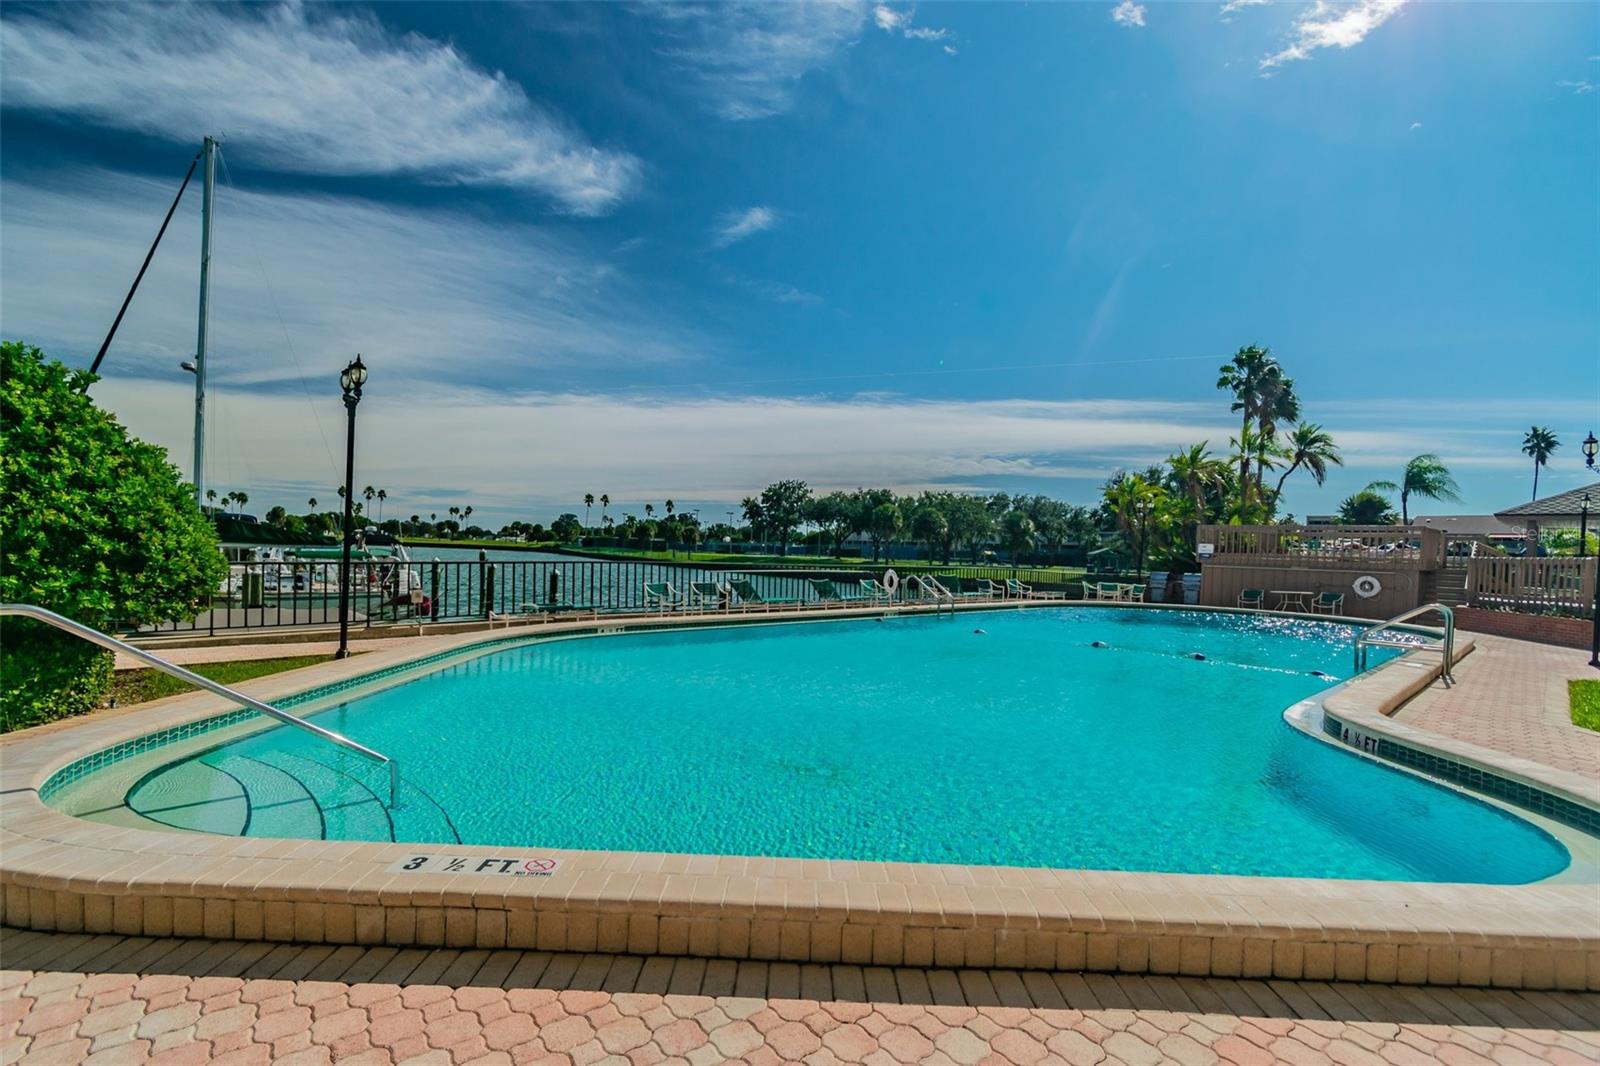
[126,558,1095,635]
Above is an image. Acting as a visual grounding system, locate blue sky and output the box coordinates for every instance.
[2,1,1596,526]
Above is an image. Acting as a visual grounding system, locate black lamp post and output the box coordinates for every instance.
[1586,431,1599,667]
[336,355,368,660]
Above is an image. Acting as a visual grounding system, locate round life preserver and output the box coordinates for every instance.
[881,568,899,594]
[1352,574,1383,598]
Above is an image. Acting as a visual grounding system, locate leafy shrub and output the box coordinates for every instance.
[1,342,226,730]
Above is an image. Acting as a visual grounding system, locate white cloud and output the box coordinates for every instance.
[1409,121,1422,130]
[713,206,782,247]
[651,2,868,120]
[0,4,640,215]
[1219,0,1269,18]
[1558,80,1596,94]
[0,171,707,405]
[1112,1,1147,28]
[1261,0,1406,71]
[871,5,954,49]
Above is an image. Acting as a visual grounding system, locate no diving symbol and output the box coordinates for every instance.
[523,858,557,874]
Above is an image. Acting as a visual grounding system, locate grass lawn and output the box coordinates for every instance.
[109,654,338,708]
[401,537,559,552]
[1570,679,1600,733]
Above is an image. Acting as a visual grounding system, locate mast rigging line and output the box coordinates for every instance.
[90,148,204,375]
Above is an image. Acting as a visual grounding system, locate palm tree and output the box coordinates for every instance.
[664,499,675,517]
[1273,422,1344,500]
[1521,426,1560,501]
[1104,474,1169,575]
[584,493,594,528]
[599,494,610,525]
[1227,423,1280,519]
[1167,443,1229,526]
[1217,345,1299,501]
[644,503,655,520]
[205,488,218,511]
[1000,510,1036,571]
[376,488,387,523]
[1366,454,1461,524]
[307,496,318,512]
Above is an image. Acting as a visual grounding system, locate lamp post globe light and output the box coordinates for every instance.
[337,355,367,660]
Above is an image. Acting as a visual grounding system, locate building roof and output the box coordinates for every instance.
[1493,485,1599,521]
[1412,514,1526,538]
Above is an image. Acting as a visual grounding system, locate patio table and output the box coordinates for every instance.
[1272,589,1311,612]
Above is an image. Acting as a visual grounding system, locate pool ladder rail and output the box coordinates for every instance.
[1353,603,1455,685]
[0,603,400,807]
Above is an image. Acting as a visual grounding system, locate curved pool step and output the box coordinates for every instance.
[251,750,395,842]
[205,753,324,840]
[263,749,462,845]
[128,760,248,836]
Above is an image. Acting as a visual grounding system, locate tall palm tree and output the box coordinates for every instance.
[1521,426,1560,501]
[599,494,610,524]
[1367,454,1461,524]
[463,505,473,529]
[644,503,655,520]
[664,499,675,517]
[1217,345,1299,500]
[584,493,594,528]
[233,491,248,515]
[307,496,317,512]
[376,488,387,523]
[1273,422,1344,499]
[205,488,218,510]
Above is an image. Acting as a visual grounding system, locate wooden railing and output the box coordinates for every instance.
[1467,557,1596,617]
[1197,525,1444,572]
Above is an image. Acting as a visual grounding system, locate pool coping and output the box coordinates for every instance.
[3,600,1598,991]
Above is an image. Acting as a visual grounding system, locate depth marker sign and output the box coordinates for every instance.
[388,855,562,876]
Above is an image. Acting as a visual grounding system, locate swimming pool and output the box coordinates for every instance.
[61,608,1569,883]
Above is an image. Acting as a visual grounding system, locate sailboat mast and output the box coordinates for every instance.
[192,136,216,506]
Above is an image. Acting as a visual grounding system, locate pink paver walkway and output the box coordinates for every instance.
[3,929,1597,1066]
[1395,633,1600,779]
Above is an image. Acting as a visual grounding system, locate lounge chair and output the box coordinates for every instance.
[857,578,893,603]
[643,582,683,612]
[689,581,729,611]
[807,578,848,605]
[1310,591,1344,615]
[1005,578,1033,598]
[728,578,803,610]
[1097,582,1124,601]
[906,574,946,601]
[1238,588,1265,609]
[941,576,986,600]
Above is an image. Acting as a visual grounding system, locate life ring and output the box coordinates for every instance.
[1352,575,1383,598]
[882,568,899,594]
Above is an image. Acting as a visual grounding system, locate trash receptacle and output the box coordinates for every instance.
[1147,572,1168,603]
[1181,573,1201,605]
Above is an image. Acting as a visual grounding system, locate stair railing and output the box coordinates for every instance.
[1,604,399,806]
[1353,603,1456,685]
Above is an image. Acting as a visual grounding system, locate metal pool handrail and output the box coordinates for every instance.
[1353,602,1455,684]
[1,603,399,806]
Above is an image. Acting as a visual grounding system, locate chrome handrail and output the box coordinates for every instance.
[1,604,399,806]
[1353,602,1455,684]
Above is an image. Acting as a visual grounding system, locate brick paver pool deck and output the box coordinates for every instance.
[3,928,1597,1066]
[1395,634,1600,780]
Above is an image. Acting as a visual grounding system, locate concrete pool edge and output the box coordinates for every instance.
[3,602,1598,990]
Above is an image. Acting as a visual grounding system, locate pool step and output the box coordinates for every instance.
[251,750,395,842]
[205,754,324,839]
[128,746,462,845]
[128,760,248,836]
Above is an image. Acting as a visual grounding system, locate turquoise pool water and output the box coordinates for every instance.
[108,608,1568,882]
